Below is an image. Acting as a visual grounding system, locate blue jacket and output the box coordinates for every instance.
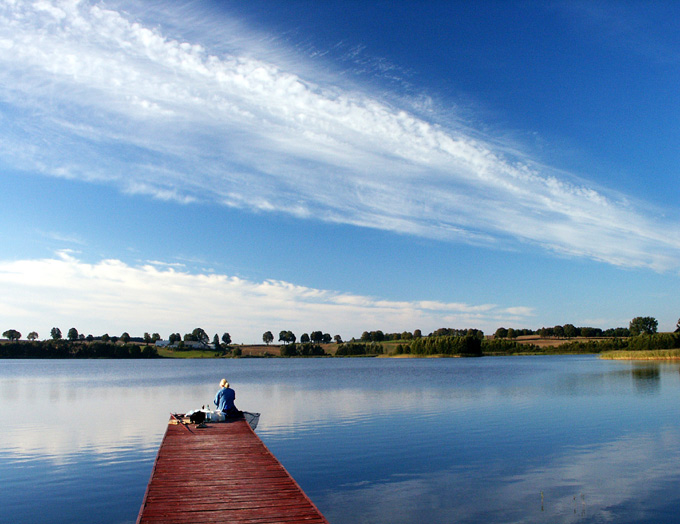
[214,387,236,413]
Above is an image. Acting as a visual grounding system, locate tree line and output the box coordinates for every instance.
[0,339,159,359]
[280,342,327,357]
[391,332,680,357]
[397,334,483,357]
[4,316,674,346]
[495,316,664,339]
[264,330,340,345]
[1,327,165,344]
[165,328,233,351]
[3,316,678,359]
[546,332,680,354]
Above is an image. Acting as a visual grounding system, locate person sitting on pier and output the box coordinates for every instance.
[214,378,242,418]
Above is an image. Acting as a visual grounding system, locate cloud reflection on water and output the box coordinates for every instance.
[319,429,680,524]
[2,357,680,524]
[1,358,676,461]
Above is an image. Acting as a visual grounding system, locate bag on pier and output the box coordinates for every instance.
[188,411,206,424]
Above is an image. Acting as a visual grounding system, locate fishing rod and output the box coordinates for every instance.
[170,412,193,434]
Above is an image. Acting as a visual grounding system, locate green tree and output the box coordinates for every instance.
[413,329,422,339]
[563,324,577,338]
[142,345,158,358]
[333,334,343,344]
[280,344,297,357]
[322,333,332,343]
[192,328,209,343]
[675,318,680,333]
[262,331,274,345]
[310,331,323,344]
[3,329,21,341]
[279,330,296,344]
[213,334,220,350]
[629,316,658,336]
[120,332,131,343]
[27,331,39,341]
[301,333,310,343]
[143,332,152,344]
[152,333,161,342]
[101,333,110,342]
[67,327,79,341]
[494,327,508,339]
[221,332,232,345]
[50,327,62,340]
[580,327,596,338]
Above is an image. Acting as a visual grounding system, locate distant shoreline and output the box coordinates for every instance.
[2,333,679,359]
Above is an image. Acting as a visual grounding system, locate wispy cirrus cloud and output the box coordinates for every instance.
[0,251,532,342]
[1,1,679,270]
[37,229,87,245]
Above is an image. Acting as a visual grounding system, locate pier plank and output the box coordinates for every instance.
[137,418,329,524]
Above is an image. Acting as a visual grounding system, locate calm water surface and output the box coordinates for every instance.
[2,355,680,523]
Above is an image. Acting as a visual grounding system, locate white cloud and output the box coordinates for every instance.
[0,252,532,342]
[1,1,679,270]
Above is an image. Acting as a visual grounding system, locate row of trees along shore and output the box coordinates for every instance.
[494,316,660,339]
[1,317,679,359]
[0,327,235,359]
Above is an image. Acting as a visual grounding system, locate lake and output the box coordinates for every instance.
[2,355,680,523]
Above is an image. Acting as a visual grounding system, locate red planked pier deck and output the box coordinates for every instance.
[137,417,329,524]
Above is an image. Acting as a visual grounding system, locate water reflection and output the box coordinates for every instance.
[319,429,680,524]
[2,356,680,524]
[631,365,661,394]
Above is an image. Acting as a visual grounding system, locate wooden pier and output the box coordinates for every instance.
[137,417,329,524]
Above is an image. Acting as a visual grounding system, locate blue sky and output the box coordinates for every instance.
[1,0,679,343]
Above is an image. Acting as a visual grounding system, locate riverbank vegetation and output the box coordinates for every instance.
[397,334,483,356]
[2,334,678,359]
[601,349,680,360]
[0,340,159,359]
[280,342,326,357]
[2,317,679,359]
[386,331,680,358]
[336,342,384,356]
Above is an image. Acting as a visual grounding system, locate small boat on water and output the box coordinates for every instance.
[174,409,261,430]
